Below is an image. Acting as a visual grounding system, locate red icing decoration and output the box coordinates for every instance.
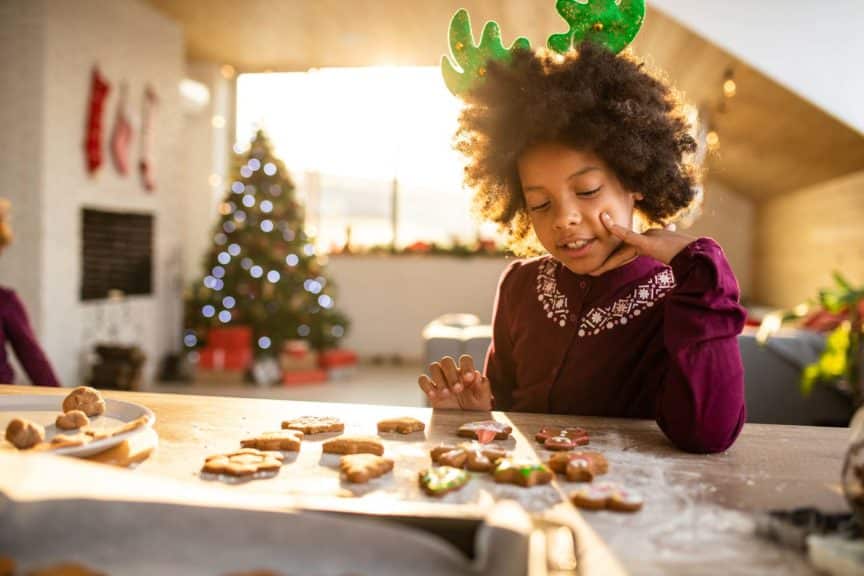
[474,428,497,444]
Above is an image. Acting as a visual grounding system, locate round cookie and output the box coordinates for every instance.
[56,410,90,430]
[5,417,45,449]
[62,386,106,417]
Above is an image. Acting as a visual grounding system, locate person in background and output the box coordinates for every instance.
[0,199,61,387]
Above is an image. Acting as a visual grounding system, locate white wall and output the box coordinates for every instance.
[0,0,46,331]
[0,0,186,386]
[649,0,864,133]
[181,61,234,284]
[326,256,511,361]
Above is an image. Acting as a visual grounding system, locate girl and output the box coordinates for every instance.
[418,44,746,454]
[0,199,61,387]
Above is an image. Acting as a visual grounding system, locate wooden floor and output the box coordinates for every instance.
[149,363,427,407]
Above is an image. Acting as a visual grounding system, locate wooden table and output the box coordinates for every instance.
[0,385,850,575]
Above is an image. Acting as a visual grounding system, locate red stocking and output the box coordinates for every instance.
[110,82,133,175]
[84,67,110,175]
[139,85,158,192]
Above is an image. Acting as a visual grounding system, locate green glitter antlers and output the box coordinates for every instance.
[441,9,530,97]
[548,0,646,54]
[442,0,646,96]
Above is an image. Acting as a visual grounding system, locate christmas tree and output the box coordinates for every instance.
[184,130,349,360]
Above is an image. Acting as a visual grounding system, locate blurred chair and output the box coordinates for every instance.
[739,329,853,426]
[422,314,492,368]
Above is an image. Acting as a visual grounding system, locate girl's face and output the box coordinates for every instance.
[517,143,640,275]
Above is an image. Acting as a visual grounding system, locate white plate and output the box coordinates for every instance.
[0,394,155,457]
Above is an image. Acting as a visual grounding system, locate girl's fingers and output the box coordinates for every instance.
[418,374,437,398]
[601,213,651,251]
[440,356,462,393]
[428,362,450,397]
[459,355,476,386]
[472,371,489,399]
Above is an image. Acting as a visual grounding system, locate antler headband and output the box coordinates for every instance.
[442,0,646,96]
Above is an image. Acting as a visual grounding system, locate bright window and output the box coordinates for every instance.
[236,67,481,252]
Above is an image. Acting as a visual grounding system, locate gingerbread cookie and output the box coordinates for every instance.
[339,453,394,483]
[457,420,512,443]
[569,482,643,512]
[377,417,425,435]
[5,417,45,449]
[241,429,304,451]
[493,458,554,487]
[202,448,284,477]
[56,410,90,430]
[47,432,90,449]
[62,386,106,417]
[419,466,469,497]
[27,562,106,576]
[535,426,590,450]
[322,435,384,456]
[281,416,344,434]
[82,415,150,442]
[547,451,608,482]
[430,442,507,472]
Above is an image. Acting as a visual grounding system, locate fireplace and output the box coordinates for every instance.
[81,208,153,301]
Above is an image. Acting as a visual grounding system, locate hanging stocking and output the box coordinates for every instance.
[110,82,133,175]
[138,85,158,192]
[84,67,110,175]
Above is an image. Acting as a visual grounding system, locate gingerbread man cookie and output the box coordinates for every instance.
[430,442,508,472]
[569,482,643,512]
[377,416,425,435]
[493,458,554,487]
[241,430,304,451]
[339,453,394,483]
[62,386,106,417]
[419,466,470,497]
[322,435,384,456]
[202,448,284,477]
[457,420,512,443]
[535,426,590,450]
[5,417,45,449]
[547,451,609,482]
[56,410,90,430]
[281,415,344,434]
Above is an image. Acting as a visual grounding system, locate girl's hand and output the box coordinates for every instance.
[590,212,695,276]
[418,354,493,410]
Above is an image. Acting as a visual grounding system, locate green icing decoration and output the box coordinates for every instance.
[425,466,468,492]
[441,9,531,96]
[497,459,547,477]
[548,0,645,54]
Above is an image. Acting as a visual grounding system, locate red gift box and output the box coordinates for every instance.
[317,349,358,369]
[283,339,310,359]
[282,369,328,386]
[198,347,252,372]
[208,326,252,350]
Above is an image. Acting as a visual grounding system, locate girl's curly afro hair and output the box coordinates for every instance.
[456,43,698,255]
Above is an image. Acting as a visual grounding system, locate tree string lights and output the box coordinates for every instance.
[184,130,350,357]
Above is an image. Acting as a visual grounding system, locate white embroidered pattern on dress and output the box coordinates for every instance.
[577,269,676,337]
[536,258,569,327]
